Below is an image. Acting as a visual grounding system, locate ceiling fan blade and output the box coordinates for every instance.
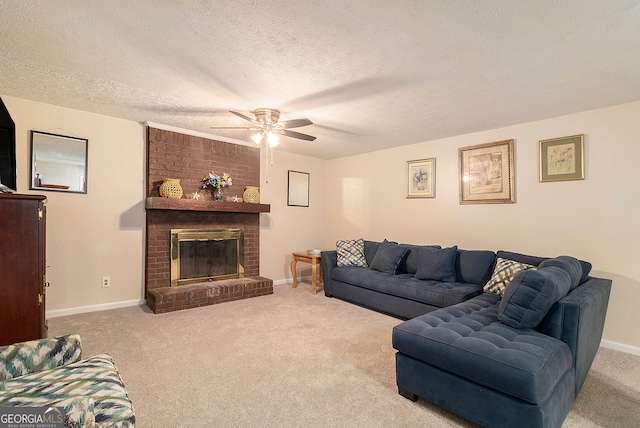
[209,126,260,130]
[229,110,260,125]
[281,129,316,141]
[279,118,313,129]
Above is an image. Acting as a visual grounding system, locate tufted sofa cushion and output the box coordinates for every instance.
[497,250,592,284]
[539,255,583,290]
[392,293,574,405]
[331,266,482,307]
[498,266,571,329]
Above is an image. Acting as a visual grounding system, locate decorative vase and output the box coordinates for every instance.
[159,178,183,199]
[243,186,260,203]
[213,186,223,201]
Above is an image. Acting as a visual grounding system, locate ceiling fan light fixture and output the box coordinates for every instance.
[251,132,264,145]
[267,131,279,147]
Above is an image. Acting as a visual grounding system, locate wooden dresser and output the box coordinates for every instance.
[0,193,47,346]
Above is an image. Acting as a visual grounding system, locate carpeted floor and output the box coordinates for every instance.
[49,282,640,427]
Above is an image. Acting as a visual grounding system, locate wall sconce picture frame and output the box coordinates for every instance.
[539,134,585,182]
[459,139,515,204]
[30,130,88,194]
[407,158,435,198]
[287,170,309,207]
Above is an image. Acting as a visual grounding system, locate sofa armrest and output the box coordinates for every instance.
[0,334,82,380]
[321,250,338,296]
[537,277,612,395]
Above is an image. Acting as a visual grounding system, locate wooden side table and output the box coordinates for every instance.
[291,252,323,295]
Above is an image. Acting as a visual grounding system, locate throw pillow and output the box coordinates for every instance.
[484,257,536,296]
[538,256,583,290]
[455,249,496,285]
[414,246,458,282]
[369,239,409,274]
[497,250,592,285]
[336,239,367,267]
[498,266,571,329]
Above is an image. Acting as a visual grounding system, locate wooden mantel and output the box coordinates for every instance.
[145,197,270,213]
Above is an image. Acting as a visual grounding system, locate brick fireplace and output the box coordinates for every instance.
[145,127,273,313]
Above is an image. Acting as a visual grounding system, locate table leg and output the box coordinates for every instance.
[311,261,317,295]
[291,257,298,288]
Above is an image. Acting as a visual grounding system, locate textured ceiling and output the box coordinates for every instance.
[1,1,640,159]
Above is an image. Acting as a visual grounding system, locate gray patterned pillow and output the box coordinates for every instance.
[336,239,367,267]
[484,257,536,296]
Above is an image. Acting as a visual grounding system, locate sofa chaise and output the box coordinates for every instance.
[321,239,612,427]
[0,334,135,428]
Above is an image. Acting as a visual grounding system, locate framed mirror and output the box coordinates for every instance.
[287,170,309,207]
[30,131,88,193]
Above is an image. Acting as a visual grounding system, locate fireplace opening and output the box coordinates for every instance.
[170,229,245,286]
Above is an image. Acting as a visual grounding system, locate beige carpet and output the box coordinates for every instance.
[49,282,640,427]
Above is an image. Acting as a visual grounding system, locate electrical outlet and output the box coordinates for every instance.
[101,276,111,288]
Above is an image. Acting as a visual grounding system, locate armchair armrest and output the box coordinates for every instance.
[0,334,82,380]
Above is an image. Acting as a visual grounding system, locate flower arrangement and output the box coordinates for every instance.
[202,171,232,189]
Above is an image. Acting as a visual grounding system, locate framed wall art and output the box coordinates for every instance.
[287,170,310,207]
[407,158,435,198]
[539,134,584,182]
[459,139,515,204]
[30,130,88,194]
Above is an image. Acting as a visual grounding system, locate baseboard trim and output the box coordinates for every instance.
[47,299,147,318]
[274,278,321,287]
[601,339,640,356]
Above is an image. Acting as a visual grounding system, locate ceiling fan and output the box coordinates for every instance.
[210,108,316,147]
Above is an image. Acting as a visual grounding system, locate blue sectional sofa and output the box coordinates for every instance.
[321,239,612,428]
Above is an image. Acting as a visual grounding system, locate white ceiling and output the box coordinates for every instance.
[2,1,640,159]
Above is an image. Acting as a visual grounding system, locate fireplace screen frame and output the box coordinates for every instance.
[170,228,245,287]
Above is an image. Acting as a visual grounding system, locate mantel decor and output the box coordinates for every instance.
[159,178,183,199]
[539,134,585,182]
[202,171,232,201]
[243,186,260,203]
[407,158,435,198]
[459,139,515,204]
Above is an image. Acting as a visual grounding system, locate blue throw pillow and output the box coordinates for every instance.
[539,256,583,290]
[414,246,458,282]
[497,250,592,284]
[369,239,409,274]
[455,249,496,285]
[498,266,571,329]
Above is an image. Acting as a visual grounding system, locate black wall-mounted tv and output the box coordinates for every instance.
[0,97,17,192]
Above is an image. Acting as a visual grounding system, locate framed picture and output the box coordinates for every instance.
[287,170,310,207]
[407,158,435,198]
[539,134,584,182]
[459,139,515,204]
[30,130,88,194]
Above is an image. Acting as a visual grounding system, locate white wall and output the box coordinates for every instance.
[2,95,146,312]
[326,101,640,350]
[259,150,327,282]
[2,94,328,313]
[4,93,637,350]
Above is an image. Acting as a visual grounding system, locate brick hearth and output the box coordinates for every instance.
[145,127,273,313]
[147,276,273,314]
